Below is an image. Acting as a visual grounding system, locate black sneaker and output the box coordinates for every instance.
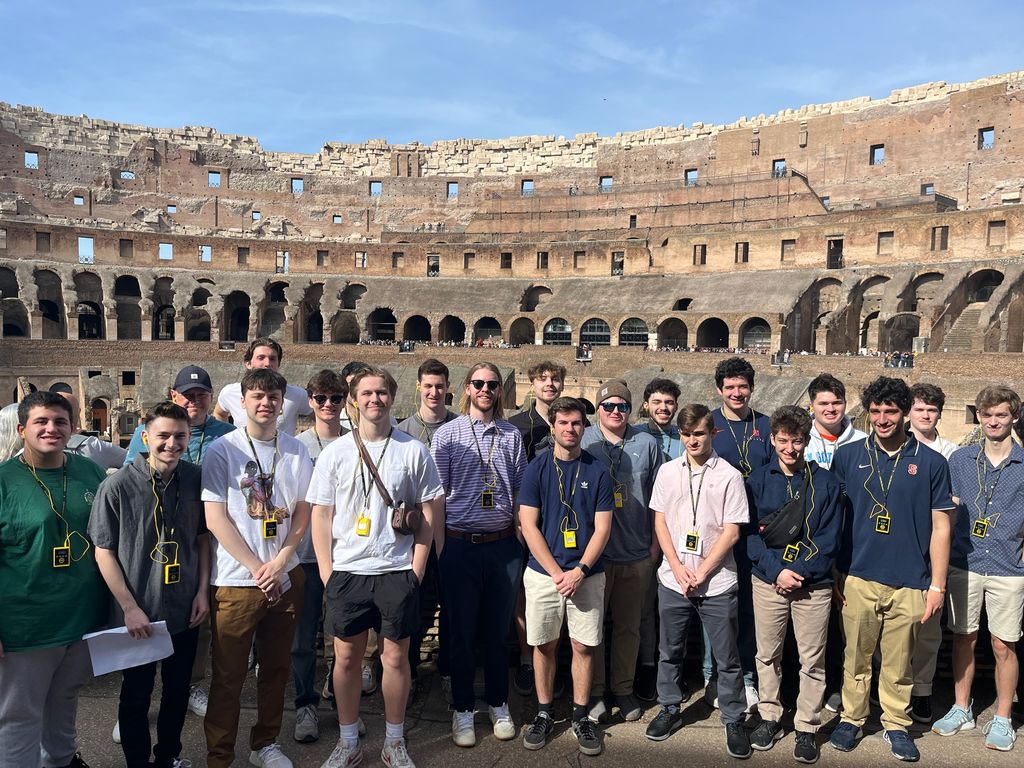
[726,722,752,759]
[573,717,603,756]
[794,732,819,764]
[645,706,682,741]
[909,695,932,724]
[523,712,554,750]
[635,665,658,703]
[60,755,90,768]
[513,663,535,696]
[750,719,783,751]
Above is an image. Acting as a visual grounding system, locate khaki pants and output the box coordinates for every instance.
[593,558,656,697]
[205,568,304,768]
[840,574,924,732]
[751,577,831,732]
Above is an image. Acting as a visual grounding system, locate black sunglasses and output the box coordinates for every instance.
[312,394,346,406]
[599,402,630,414]
[470,379,500,392]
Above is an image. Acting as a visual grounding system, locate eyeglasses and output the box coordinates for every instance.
[312,394,346,406]
[470,379,500,392]
[599,402,630,414]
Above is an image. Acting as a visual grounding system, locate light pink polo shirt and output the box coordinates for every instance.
[650,452,749,598]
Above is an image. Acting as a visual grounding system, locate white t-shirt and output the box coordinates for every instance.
[216,382,312,436]
[201,429,313,586]
[917,432,957,461]
[306,430,442,576]
[295,428,339,564]
[649,453,749,598]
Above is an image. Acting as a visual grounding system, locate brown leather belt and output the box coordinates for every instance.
[446,526,516,544]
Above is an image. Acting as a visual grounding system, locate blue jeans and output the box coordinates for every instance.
[291,562,325,708]
[439,535,523,712]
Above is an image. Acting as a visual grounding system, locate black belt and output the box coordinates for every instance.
[446,526,515,544]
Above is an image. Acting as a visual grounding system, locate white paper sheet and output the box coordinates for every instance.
[83,621,174,676]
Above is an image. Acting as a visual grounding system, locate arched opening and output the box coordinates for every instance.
[739,317,771,351]
[191,288,211,307]
[367,308,398,341]
[657,318,688,348]
[438,315,466,344]
[40,300,64,339]
[114,273,142,340]
[154,305,175,341]
[306,311,324,343]
[860,311,880,349]
[901,272,944,312]
[580,318,611,346]
[0,267,18,299]
[298,284,324,344]
[185,309,211,341]
[340,283,366,310]
[259,281,288,338]
[2,300,29,337]
[49,382,73,395]
[403,315,431,342]
[886,314,920,352]
[618,318,649,347]
[90,398,109,434]
[543,318,572,346]
[473,316,502,344]
[35,270,66,339]
[509,317,536,346]
[331,311,360,343]
[968,269,1004,303]
[520,285,553,313]
[673,298,693,311]
[696,317,729,349]
[77,301,104,340]
[224,291,250,342]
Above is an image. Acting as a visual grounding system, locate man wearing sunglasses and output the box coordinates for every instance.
[432,363,527,749]
[291,370,348,745]
[581,380,664,724]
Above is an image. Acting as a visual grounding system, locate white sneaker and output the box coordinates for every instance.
[188,685,209,717]
[489,703,516,741]
[381,739,415,768]
[361,664,378,695]
[171,760,193,767]
[294,703,320,743]
[249,743,294,768]
[112,720,121,744]
[321,738,362,768]
[745,684,760,714]
[452,710,476,747]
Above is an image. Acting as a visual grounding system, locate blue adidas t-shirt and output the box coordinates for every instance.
[519,449,614,575]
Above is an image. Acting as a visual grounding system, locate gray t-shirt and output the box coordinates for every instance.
[397,410,458,449]
[581,424,664,564]
[296,428,341,564]
[88,456,206,635]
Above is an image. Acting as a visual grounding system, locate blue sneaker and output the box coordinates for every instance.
[884,730,919,762]
[932,702,975,736]
[829,722,862,752]
[983,716,1016,751]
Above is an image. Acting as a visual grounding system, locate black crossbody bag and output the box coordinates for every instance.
[758,463,814,549]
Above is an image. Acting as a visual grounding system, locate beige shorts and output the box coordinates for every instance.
[947,565,1024,642]
[523,566,606,647]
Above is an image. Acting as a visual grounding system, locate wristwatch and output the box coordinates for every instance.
[928,584,946,594]
[578,562,592,578]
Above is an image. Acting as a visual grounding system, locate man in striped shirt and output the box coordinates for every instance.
[432,362,527,749]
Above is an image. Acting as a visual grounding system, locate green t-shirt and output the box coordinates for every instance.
[0,454,107,653]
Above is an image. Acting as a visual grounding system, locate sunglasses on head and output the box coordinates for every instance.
[599,402,630,414]
[312,394,346,406]
[470,379,500,392]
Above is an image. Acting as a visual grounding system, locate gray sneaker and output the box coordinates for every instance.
[294,704,320,743]
[587,697,609,723]
[616,694,644,722]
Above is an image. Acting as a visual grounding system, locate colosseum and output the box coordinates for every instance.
[2,70,1023,440]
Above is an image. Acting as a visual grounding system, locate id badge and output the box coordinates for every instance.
[263,519,278,539]
[684,531,701,554]
[356,515,371,537]
[164,563,181,585]
[783,543,800,563]
[614,488,624,509]
[563,529,578,549]
[481,490,495,509]
[972,519,989,539]
[874,515,891,535]
[52,545,71,568]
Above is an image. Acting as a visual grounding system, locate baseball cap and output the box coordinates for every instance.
[172,365,213,393]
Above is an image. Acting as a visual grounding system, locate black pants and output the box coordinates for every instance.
[119,626,200,768]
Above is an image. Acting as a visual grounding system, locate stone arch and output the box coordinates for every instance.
[542,317,572,345]
[331,311,360,343]
[473,316,502,344]
[860,311,880,349]
[672,298,693,311]
[580,317,611,346]
[520,285,552,313]
[115,273,143,338]
[185,309,211,341]
[618,317,649,347]
[90,398,110,434]
[509,317,536,346]
[696,317,729,349]
[0,267,19,298]
[48,381,74,394]
[657,317,688,348]
[438,315,466,343]
[340,283,367,310]
[884,313,920,352]
[152,276,175,340]
[76,301,104,340]
[224,291,251,342]
[901,272,944,312]
[35,269,66,339]
[403,315,431,342]
[2,299,29,337]
[298,283,325,343]
[259,280,289,338]
[967,269,1004,303]
[367,307,398,341]
[739,317,771,351]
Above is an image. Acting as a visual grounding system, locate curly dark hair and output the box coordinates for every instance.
[643,378,681,402]
[770,405,812,439]
[860,376,911,413]
[714,357,755,389]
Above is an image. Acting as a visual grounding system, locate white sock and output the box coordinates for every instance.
[385,720,404,742]
[339,721,360,744]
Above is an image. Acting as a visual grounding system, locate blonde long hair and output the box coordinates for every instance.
[459,362,504,419]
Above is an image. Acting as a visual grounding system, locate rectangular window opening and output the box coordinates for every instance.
[521,179,534,197]
[735,242,749,264]
[869,144,886,166]
[159,242,174,261]
[500,252,512,270]
[122,371,136,386]
[611,251,625,276]
[931,226,949,252]
[291,178,304,194]
[877,231,895,255]
[119,238,133,259]
[772,159,787,178]
[355,251,368,269]
[463,251,475,270]
[921,183,934,196]
[208,170,222,188]
[317,249,328,267]
[447,181,459,198]
[391,251,404,269]
[332,214,342,224]
[237,246,249,265]
[628,214,637,229]
[988,220,1007,246]
[251,210,261,221]
[427,254,439,276]
[120,170,135,180]
[36,231,51,253]
[978,127,995,150]
[24,151,39,169]
[166,204,176,214]
[693,244,707,266]
[73,195,85,206]
[276,250,289,274]
[77,237,94,264]
[573,250,585,269]
[781,239,796,261]
[599,175,614,192]
[537,250,549,269]
[820,195,830,208]
[684,168,699,187]
[200,244,212,263]
[369,180,382,197]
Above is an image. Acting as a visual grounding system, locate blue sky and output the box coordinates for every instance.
[0,1,1021,153]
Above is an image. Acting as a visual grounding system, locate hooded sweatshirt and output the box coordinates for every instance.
[804,417,866,470]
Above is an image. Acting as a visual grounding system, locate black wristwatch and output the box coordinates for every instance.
[578,562,592,578]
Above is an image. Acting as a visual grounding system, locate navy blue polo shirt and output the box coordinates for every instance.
[745,461,843,587]
[949,443,1024,576]
[832,434,955,590]
[519,449,615,575]
[712,407,774,478]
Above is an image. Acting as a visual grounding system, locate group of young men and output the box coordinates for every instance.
[1,339,1022,767]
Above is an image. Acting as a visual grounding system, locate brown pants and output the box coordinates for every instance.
[593,557,656,698]
[751,577,831,732]
[204,568,304,768]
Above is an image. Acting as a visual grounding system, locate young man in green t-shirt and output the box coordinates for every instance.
[0,391,107,768]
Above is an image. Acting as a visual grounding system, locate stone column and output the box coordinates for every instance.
[104,300,118,341]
